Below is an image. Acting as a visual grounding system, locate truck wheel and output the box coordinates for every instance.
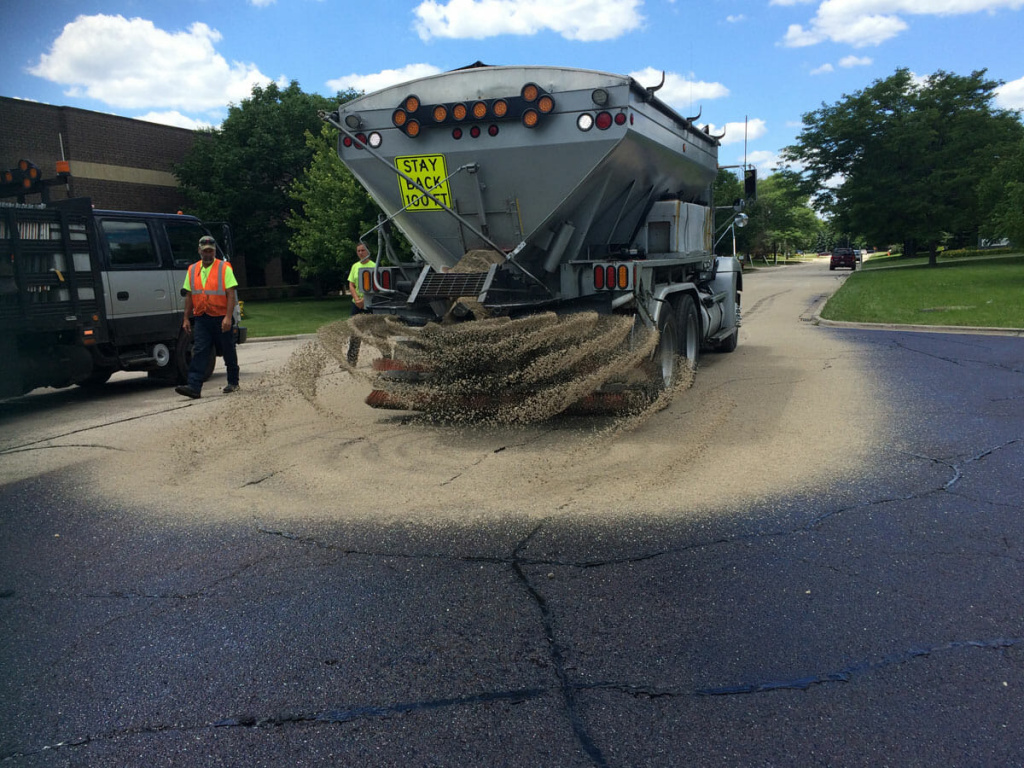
[77,368,114,388]
[676,293,701,370]
[172,331,217,384]
[717,330,739,353]
[650,301,681,391]
[716,297,740,353]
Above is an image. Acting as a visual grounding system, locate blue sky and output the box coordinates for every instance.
[3,0,1023,174]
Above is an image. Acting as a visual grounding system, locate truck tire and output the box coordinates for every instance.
[717,329,739,353]
[676,293,701,369]
[77,368,114,388]
[649,294,699,392]
[650,301,681,391]
[715,296,740,353]
[172,330,217,384]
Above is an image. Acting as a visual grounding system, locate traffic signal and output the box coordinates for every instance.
[744,167,757,200]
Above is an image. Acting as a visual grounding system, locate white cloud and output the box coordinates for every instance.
[726,14,746,22]
[629,68,729,110]
[699,118,767,146]
[810,63,835,75]
[995,75,1024,110]
[413,0,644,42]
[134,111,217,130]
[28,14,280,111]
[839,55,872,67]
[249,0,277,6]
[746,149,784,175]
[326,64,443,95]
[780,0,1024,48]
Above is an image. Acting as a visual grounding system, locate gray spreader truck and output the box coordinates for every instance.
[321,64,742,401]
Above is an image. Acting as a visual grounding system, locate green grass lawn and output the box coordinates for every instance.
[238,253,1023,337]
[238,297,353,337]
[821,254,1024,327]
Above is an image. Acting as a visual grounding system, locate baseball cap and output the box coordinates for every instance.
[199,236,217,249]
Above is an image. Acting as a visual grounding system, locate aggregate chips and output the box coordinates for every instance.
[316,313,689,425]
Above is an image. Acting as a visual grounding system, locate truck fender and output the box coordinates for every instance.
[648,284,700,335]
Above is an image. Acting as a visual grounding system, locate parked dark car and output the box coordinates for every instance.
[830,247,857,270]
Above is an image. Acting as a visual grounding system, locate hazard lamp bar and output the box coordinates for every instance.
[591,262,636,291]
[392,83,556,137]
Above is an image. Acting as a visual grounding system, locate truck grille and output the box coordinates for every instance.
[412,268,493,300]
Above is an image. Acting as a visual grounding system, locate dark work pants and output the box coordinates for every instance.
[347,305,370,365]
[188,314,239,392]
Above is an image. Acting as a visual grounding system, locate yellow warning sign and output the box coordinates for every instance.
[396,154,451,211]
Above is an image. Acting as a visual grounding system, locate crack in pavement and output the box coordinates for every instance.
[575,637,1023,699]
[511,522,609,767]
[889,337,1024,374]
[692,636,1023,696]
[8,509,1022,763]
[0,443,128,455]
[0,405,194,454]
[806,439,1020,530]
[11,625,1018,762]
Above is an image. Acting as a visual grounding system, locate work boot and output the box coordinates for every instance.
[222,383,240,393]
[174,385,201,399]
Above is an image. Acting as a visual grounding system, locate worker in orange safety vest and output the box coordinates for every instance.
[175,235,240,399]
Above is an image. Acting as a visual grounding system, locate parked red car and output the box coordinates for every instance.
[830,247,857,270]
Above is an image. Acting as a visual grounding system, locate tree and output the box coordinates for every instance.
[784,69,1024,265]
[174,81,341,285]
[287,124,384,290]
[712,169,745,256]
[743,170,819,259]
[979,138,1024,248]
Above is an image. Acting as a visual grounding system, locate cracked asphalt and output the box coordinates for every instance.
[2,261,1023,766]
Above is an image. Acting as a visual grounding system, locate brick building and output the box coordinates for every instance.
[0,96,195,214]
[0,97,290,288]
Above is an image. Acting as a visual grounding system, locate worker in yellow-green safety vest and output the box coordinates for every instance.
[346,242,376,366]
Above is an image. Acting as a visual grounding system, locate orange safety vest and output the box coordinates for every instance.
[189,259,230,317]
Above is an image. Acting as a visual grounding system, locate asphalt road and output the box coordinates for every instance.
[2,261,1023,767]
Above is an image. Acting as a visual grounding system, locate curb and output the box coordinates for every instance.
[812,317,1024,337]
[243,333,319,344]
[799,271,1024,338]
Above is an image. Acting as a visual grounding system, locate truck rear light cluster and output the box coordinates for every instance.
[391,83,556,137]
[592,263,634,290]
[342,132,383,149]
[577,111,629,132]
[360,267,395,294]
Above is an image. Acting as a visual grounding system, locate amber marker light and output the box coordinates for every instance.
[538,95,555,114]
[522,83,540,102]
[406,120,421,137]
[472,101,488,120]
[433,105,448,122]
[404,95,420,112]
[522,109,540,128]
[452,103,468,121]
[392,109,408,127]
[492,99,509,118]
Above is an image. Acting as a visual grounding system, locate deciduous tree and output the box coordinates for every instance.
[784,69,1023,265]
[287,125,386,291]
[175,81,340,285]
